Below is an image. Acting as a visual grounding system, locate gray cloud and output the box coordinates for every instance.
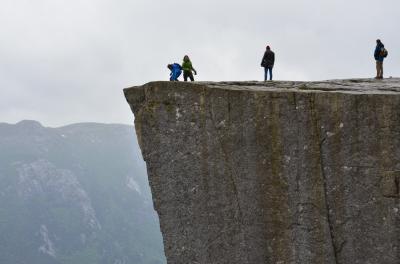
[1,0,399,126]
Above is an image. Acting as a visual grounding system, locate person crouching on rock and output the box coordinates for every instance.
[182,55,197,82]
[168,63,182,81]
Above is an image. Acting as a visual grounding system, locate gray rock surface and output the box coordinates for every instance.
[124,79,400,264]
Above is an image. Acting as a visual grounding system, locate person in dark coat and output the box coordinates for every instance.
[261,46,275,81]
[374,39,386,79]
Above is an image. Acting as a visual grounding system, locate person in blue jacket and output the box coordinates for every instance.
[374,39,386,79]
[168,63,182,81]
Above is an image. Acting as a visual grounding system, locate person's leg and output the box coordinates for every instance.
[264,67,268,81]
[176,71,182,81]
[376,61,383,78]
[268,67,273,80]
[183,71,188,82]
[189,72,194,81]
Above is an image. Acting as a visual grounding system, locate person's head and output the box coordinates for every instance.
[376,39,381,44]
[183,55,190,62]
[266,46,271,50]
[167,64,173,70]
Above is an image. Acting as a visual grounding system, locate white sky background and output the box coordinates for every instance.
[0,0,399,126]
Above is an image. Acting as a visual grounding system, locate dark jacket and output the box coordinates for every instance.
[374,42,385,62]
[261,50,275,68]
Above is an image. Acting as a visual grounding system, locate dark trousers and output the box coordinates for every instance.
[264,67,273,81]
[184,71,194,82]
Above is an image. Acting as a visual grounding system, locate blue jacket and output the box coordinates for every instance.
[169,63,182,81]
[374,42,385,62]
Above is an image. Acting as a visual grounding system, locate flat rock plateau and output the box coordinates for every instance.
[124,79,400,264]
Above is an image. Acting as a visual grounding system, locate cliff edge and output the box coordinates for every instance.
[124,79,400,264]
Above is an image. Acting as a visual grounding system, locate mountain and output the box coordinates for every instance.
[0,120,166,264]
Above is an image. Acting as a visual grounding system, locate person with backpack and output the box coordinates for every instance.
[261,46,275,81]
[167,63,182,81]
[182,55,197,82]
[374,39,388,79]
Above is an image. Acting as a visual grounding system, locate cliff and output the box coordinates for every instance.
[124,79,400,264]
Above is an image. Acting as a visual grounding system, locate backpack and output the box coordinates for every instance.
[380,47,388,58]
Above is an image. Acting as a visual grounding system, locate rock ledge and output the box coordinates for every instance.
[124,79,400,264]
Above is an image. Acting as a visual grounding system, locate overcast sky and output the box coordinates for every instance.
[1,0,399,127]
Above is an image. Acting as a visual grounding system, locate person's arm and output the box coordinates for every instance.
[272,52,275,66]
[192,65,197,75]
[261,53,266,66]
[374,46,380,59]
[181,62,187,71]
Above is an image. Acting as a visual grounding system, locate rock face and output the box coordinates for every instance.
[124,79,400,264]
